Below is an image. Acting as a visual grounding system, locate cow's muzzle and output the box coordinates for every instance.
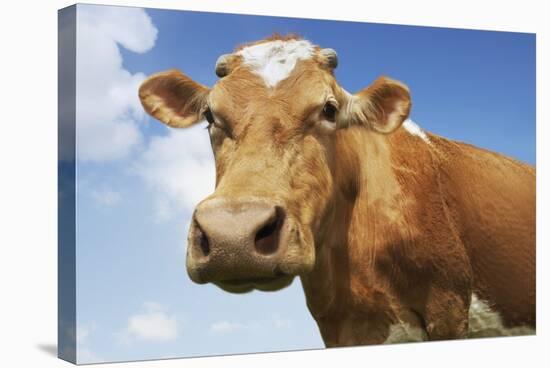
[186,197,304,293]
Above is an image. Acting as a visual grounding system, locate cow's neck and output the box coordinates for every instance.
[300,127,422,344]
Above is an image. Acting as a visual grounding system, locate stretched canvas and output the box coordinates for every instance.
[58,3,536,364]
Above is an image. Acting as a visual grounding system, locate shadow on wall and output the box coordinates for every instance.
[36,344,57,357]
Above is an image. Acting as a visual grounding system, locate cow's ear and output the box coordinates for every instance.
[139,69,210,128]
[352,76,411,134]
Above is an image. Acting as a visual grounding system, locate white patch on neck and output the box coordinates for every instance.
[468,294,535,338]
[237,40,315,87]
[384,322,428,344]
[402,118,430,143]
[383,293,534,344]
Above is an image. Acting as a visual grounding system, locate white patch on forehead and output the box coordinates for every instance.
[237,40,315,87]
[402,118,430,143]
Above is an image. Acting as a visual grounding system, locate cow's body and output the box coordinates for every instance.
[139,35,536,346]
[301,124,535,345]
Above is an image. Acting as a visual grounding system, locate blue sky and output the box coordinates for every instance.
[64,4,535,364]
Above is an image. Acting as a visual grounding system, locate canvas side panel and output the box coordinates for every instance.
[58,5,77,364]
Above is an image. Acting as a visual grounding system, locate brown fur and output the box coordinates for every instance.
[139,36,535,346]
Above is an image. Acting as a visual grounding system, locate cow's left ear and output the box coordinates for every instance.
[351,76,411,134]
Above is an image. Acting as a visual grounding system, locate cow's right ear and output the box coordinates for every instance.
[139,69,210,128]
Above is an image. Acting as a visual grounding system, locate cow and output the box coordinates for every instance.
[138,34,535,346]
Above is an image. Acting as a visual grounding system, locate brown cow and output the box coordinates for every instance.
[139,35,535,346]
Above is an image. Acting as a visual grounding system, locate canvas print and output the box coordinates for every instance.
[58,4,536,364]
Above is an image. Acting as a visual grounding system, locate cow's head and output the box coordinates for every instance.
[139,35,410,293]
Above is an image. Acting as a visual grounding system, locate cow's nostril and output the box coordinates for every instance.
[254,206,284,255]
[199,232,210,256]
[194,223,210,257]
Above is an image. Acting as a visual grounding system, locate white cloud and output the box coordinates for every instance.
[133,125,216,221]
[121,302,179,343]
[76,322,102,364]
[78,347,101,364]
[78,6,157,53]
[210,321,248,334]
[272,316,292,329]
[142,301,164,312]
[127,312,178,341]
[91,188,122,207]
[76,325,91,344]
[74,6,158,162]
[209,316,292,334]
[153,197,174,223]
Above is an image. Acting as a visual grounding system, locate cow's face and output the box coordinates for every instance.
[139,38,410,293]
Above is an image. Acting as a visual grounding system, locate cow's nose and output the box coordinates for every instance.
[193,200,284,257]
[187,198,286,283]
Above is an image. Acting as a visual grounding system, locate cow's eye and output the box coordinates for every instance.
[204,108,215,125]
[322,102,338,122]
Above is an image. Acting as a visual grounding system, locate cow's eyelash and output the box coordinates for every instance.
[203,110,234,139]
[203,107,216,125]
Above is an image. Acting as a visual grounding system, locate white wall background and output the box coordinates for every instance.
[0,0,548,367]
